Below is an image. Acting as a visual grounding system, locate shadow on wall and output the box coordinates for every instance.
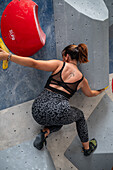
[0,0,56,111]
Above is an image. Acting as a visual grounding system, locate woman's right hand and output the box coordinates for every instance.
[0,48,9,61]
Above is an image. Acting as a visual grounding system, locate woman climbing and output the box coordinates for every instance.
[0,44,104,156]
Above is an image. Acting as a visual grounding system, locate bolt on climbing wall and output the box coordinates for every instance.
[53,0,109,90]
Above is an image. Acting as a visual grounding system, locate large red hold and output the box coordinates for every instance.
[112,78,113,93]
[1,0,46,56]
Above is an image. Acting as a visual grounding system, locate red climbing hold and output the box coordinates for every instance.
[112,78,113,93]
[1,0,46,56]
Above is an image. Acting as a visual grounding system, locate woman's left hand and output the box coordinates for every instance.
[0,48,9,61]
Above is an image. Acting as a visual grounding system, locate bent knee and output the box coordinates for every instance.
[79,110,85,119]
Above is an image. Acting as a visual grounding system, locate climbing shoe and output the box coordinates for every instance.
[33,130,48,150]
[83,138,97,156]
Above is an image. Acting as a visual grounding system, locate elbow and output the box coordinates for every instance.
[31,60,37,68]
[86,94,94,97]
[87,91,98,97]
[86,92,95,97]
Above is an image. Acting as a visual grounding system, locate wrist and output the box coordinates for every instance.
[7,52,12,61]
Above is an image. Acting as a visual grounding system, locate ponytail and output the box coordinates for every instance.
[77,43,89,63]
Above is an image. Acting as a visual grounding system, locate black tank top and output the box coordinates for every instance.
[45,62,84,99]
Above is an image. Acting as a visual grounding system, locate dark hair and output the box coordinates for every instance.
[62,43,89,63]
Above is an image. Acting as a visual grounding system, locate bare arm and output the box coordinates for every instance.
[81,77,105,97]
[0,49,61,72]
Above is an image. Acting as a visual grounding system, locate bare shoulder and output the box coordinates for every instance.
[82,77,88,84]
[80,77,89,88]
[51,60,64,74]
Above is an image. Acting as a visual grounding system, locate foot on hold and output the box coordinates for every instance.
[33,130,48,150]
[83,138,97,156]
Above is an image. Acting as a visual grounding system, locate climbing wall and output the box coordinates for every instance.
[53,0,109,90]
[0,99,56,170]
[0,0,110,110]
[0,141,56,170]
[0,1,112,170]
[0,0,56,110]
[65,94,113,170]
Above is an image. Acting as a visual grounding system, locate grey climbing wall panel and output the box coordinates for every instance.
[53,0,109,90]
[64,94,113,170]
[0,140,56,170]
[104,0,113,73]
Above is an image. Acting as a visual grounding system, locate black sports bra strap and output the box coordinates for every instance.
[51,62,65,77]
[79,75,84,83]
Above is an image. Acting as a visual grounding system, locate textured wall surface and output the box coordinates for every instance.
[104,0,113,73]
[0,75,113,170]
[0,0,56,110]
[0,141,56,170]
[65,94,113,170]
[53,0,109,90]
[0,0,111,111]
[0,1,112,169]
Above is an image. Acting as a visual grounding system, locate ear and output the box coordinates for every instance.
[66,54,71,62]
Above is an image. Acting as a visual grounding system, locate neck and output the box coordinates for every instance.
[69,61,78,66]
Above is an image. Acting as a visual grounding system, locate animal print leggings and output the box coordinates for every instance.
[32,89,89,143]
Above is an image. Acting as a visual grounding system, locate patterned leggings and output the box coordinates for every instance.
[32,89,89,143]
